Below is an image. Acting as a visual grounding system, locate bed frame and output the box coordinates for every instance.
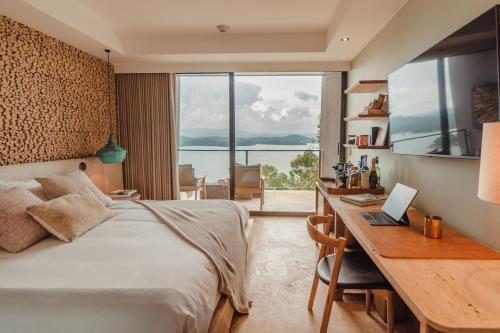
[0,158,255,333]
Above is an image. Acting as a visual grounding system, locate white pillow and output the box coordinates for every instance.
[0,179,49,201]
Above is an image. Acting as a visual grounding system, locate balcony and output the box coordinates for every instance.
[178,148,319,213]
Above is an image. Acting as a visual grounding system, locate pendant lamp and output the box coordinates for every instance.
[96,49,126,164]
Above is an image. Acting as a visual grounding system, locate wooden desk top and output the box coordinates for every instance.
[317,184,500,332]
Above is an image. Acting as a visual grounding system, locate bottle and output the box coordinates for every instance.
[369,158,378,189]
[375,157,381,187]
[360,160,370,189]
[349,166,360,189]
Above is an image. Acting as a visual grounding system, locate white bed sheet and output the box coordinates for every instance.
[0,200,249,333]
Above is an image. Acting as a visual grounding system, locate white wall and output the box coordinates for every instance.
[347,0,500,250]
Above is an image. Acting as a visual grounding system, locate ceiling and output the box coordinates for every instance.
[0,0,408,72]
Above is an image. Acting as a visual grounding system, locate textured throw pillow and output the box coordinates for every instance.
[0,188,49,253]
[0,179,48,201]
[27,187,113,242]
[36,170,112,206]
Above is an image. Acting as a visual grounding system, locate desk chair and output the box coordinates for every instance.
[306,215,395,333]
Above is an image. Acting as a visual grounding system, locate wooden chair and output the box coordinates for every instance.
[234,165,265,210]
[306,215,395,333]
[178,164,206,200]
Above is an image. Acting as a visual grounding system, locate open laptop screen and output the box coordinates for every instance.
[382,183,419,221]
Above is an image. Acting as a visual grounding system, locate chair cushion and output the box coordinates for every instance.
[317,251,390,290]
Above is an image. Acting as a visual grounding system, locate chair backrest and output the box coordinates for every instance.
[235,165,261,188]
[306,215,346,289]
[179,164,196,186]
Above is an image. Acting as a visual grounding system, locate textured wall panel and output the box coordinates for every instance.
[0,15,117,166]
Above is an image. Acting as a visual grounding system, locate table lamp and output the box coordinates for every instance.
[478,122,500,205]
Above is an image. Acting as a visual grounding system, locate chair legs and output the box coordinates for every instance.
[320,288,336,333]
[365,289,372,314]
[308,272,320,310]
[386,290,395,333]
[312,288,394,333]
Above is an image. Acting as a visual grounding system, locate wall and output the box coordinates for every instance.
[347,0,500,250]
[0,15,117,166]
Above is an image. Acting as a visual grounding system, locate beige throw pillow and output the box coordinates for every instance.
[36,170,112,206]
[27,187,113,242]
[0,188,49,253]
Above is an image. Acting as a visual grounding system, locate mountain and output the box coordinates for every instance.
[179,134,315,147]
[180,128,315,139]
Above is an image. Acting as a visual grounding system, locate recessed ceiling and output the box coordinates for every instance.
[0,0,408,72]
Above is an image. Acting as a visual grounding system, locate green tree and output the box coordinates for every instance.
[261,164,289,190]
[288,151,319,190]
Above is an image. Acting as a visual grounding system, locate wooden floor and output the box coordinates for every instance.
[231,217,418,333]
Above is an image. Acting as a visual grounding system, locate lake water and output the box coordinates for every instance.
[178,144,318,183]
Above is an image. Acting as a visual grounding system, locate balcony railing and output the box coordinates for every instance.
[178,148,320,190]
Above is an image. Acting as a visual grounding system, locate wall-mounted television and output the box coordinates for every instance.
[388,7,499,159]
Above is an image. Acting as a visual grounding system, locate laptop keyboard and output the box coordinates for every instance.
[362,212,397,226]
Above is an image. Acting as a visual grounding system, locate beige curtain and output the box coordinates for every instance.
[116,73,179,200]
[319,72,342,178]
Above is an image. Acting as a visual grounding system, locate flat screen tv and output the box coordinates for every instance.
[388,7,499,158]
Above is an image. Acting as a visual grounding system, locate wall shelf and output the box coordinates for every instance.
[344,113,389,122]
[344,80,388,94]
[343,144,389,150]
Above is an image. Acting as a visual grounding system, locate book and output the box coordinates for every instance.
[109,189,137,196]
[340,193,387,207]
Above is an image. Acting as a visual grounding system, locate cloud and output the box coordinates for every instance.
[294,91,319,102]
[179,76,321,136]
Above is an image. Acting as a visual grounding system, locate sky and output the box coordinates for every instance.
[178,74,322,137]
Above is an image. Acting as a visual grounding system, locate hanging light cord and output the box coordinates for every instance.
[106,49,112,136]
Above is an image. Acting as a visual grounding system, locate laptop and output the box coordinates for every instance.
[362,183,418,226]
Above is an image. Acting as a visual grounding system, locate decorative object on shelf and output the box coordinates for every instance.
[375,123,389,146]
[478,122,500,205]
[371,127,380,145]
[96,49,127,164]
[424,215,443,239]
[318,177,385,195]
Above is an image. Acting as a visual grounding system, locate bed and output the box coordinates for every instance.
[0,158,254,333]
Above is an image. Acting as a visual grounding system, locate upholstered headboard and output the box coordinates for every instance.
[0,158,122,192]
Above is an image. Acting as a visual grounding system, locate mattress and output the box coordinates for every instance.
[0,200,249,333]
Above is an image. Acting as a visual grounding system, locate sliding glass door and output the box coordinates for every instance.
[177,73,322,213]
[177,74,230,200]
[234,74,322,212]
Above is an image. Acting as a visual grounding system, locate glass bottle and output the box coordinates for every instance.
[369,158,378,189]
[375,157,381,187]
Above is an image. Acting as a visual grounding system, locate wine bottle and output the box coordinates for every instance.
[375,157,381,187]
[369,158,378,189]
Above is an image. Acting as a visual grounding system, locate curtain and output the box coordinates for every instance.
[116,73,179,200]
[319,72,343,178]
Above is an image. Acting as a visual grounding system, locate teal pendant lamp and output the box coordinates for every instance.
[96,49,126,164]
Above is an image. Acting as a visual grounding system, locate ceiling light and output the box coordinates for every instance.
[217,24,230,33]
[340,37,350,42]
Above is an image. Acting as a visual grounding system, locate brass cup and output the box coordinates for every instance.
[424,215,443,239]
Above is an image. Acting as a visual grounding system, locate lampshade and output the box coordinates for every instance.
[478,122,500,205]
[96,49,126,164]
[96,134,126,164]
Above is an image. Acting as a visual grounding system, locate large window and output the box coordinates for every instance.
[177,73,322,213]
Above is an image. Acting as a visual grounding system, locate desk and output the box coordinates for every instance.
[316,183,500,333]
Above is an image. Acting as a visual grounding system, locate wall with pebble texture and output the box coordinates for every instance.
[0,15,117,166]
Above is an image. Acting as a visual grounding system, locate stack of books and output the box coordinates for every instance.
[340,193,386,207]
[109,189,138,199]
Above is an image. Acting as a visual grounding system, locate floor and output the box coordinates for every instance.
[230,217,418,333]
[180,190,316,212]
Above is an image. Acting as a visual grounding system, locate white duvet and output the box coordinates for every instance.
[0,200,249,333]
